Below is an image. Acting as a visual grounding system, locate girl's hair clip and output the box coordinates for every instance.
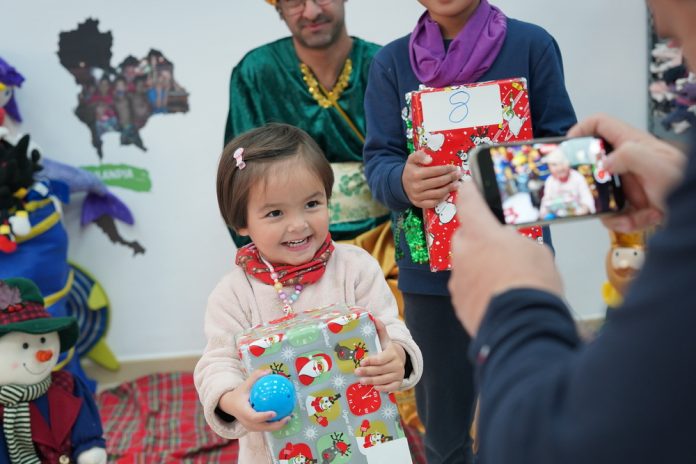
[233,147,246,170]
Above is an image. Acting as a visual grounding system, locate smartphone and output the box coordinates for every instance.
[470,136,625,227]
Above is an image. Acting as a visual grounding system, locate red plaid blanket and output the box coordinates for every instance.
[97,372,238,463]
[98,372,426,463]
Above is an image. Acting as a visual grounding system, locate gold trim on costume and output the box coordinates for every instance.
[300,59,365,143]
[300,59,352,109]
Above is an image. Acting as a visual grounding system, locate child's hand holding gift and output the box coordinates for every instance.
[218,369,292,432]
[355,318,408,392]
[402,149,462,209]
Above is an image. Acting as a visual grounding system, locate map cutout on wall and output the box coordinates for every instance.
[57,18,190,159]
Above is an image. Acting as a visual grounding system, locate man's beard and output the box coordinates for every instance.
[294,15,344,50]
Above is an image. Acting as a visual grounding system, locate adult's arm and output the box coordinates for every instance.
[471,147,696,463]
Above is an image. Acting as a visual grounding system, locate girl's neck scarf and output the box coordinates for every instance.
[236,234,334,286]
[409,0,508,88]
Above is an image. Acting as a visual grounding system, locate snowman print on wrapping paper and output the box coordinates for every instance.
[435,194,456,225]
[470,127,493,147]
[355,419,394,451]
[417,126,445,152]
[456,149,472,180]
[460,126,493,180]
[278,442,318,464]
[502,93,527,137]
[305,389,342,427]
[426,231,435,250]
[295,351,333,386]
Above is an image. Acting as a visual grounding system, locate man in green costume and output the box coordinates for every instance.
[225,0,390,246]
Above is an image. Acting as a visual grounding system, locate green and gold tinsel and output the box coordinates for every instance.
[394,91,430,265]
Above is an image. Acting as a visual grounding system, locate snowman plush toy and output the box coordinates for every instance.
[0,277,106,464]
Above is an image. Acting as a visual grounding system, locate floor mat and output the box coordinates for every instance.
[98,371,426,463]
[97,372,238,463]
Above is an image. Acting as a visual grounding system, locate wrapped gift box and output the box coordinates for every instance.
[407,77,543,271]
[236,304,413,464]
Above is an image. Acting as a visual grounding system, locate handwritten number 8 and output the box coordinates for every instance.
[449,90,470,124]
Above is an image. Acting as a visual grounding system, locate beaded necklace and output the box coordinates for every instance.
[260,256,303,315]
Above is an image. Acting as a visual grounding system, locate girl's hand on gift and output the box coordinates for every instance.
[355,318,407,392]
[218,369,291,432]
[403,149,462,209]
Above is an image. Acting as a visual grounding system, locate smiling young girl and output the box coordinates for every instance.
[194,123,422,463]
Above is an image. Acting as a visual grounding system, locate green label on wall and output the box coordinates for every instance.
[81,164,152,192]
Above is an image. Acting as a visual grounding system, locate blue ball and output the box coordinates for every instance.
[249,374,296,422]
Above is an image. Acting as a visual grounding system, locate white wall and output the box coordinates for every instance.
[2,1,647,361]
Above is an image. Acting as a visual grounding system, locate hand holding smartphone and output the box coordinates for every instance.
[470,136,625,227]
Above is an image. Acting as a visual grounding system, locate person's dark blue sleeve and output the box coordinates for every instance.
[529,37,577,137]
[470,146,696,463]
[469,289,581,463]
[70,375,106,460]
[363,57,413,212]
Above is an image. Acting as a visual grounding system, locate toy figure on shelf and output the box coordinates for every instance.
[602,231,647,308]
[0,55,146,391]
[0,277,107,464]
[0,58,23,133]
[0,132,126,390]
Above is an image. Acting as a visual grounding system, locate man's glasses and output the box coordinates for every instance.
[278,0,333,15]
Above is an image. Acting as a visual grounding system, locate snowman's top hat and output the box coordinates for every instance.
[0,277,78,352]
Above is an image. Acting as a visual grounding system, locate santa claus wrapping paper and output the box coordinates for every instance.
[236,304,412,464]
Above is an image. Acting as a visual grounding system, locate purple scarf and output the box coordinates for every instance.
[409,0,507,88]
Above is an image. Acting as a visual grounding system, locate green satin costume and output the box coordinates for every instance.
[224,37,389,246]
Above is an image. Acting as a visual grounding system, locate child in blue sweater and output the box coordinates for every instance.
[363,1,576,462]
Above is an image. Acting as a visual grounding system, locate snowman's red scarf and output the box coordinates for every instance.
[235,234,334,286]
[0,375,52,464]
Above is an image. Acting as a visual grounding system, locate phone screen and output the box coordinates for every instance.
[476,136,625,226]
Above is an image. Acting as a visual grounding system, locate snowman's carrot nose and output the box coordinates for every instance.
[35,350,53,363]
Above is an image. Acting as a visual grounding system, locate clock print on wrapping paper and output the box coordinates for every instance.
[235,303,413,463]
[408,78,543,271]
[346,382,382,416]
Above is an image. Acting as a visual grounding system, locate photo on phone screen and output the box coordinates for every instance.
[473,136,625,226]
